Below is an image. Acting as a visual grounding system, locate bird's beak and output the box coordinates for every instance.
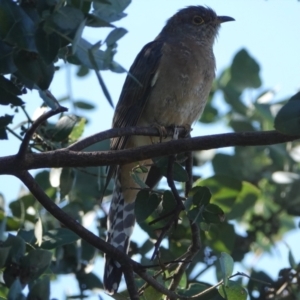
[218,16,235,23]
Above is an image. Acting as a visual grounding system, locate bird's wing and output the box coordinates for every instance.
[111,39,164,150]
[102,40,164,197]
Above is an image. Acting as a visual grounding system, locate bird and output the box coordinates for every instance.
[103,5,234,294]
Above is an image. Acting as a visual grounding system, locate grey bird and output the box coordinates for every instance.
[104,5,234,294]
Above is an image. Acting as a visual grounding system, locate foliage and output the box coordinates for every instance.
[0,0,300,299]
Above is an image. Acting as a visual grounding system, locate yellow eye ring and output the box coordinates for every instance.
[192,15,204,25]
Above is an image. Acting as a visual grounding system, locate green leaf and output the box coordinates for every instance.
[229,49,261,91]
[130,166,149,189]
[203,203,225,223]
[46,115,78,142]
[218,280,247,300]
[153,157,188,182]
[41,228,79,249]
[178,282,222,299]
[191,186,211,207]
[135,190,161,223]
[162,190,176,214]
[0,114,13,139]
[197,175,243,215]
[92,0,131,23]
[219,252,234,286]
[274,92,300,135]
[2,234,26,265]
[73,100,95,110]
[59,168,75,199]
[21,249,52,282]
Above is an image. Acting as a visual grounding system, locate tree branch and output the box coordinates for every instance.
[13,170,181,300]
[1,129,299,175]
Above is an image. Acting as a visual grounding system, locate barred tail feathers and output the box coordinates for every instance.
[103,165,138,294]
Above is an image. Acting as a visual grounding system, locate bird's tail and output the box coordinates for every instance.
[103,165,136,294]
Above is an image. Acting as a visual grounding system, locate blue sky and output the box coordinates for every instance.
[1,1,300,299]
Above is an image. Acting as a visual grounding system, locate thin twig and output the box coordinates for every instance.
[17,106,67,158]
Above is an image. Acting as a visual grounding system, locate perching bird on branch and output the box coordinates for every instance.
[104,5,234,294]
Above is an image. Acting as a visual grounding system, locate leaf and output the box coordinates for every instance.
[0,86,24,106]
[21,249,52,282]
[219,252,234,286]
[0,0,37,51]
[162,190,176,213]
[76,272,102,291]
[153,157,188,182]
[288,249,297,269]
[34,217,43,247]
[274,92,300,135]
[0,75,22,95]
[191,186,211,207]
[44,5,84,41]
[178,282,221,299]
[7,278,23,300]
[229,49,261,91]
[0,114,13,139]
[203,203,225,223]
[105,27,127,46]
[130,165,149,189]
[13,50,54,90]
[41,228,79,249]
[92,0,131,23]
[59,168,75,199]
[135,190,161,223]
[0,40,17,74]
[46,115,78,142]
[73,100,95,110]
[27,277,50,300]
[0,246,11,268]
[218,280,247,300]
[2,234,26,265]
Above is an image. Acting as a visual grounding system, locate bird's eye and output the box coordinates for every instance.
[192,15,204,25]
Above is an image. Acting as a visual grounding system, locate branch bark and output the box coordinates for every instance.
[1,129,299,175]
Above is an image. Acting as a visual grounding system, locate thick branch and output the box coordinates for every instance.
[1,129,299,175]
[14,170,180,299]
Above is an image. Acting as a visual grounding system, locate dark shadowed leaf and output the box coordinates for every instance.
[41,228,79,249]
[92,0,131,23]
[74,100,95,110]
[229,49,261,91]
[135,190,161,223]
[46,115,78,142]
[274,92,300,135]
[13,50,54,90]
[0,0,37,51]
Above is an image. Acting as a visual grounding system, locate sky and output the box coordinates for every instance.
[1,0,300,299]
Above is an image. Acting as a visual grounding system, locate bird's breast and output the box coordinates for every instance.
[139,41,215,127]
